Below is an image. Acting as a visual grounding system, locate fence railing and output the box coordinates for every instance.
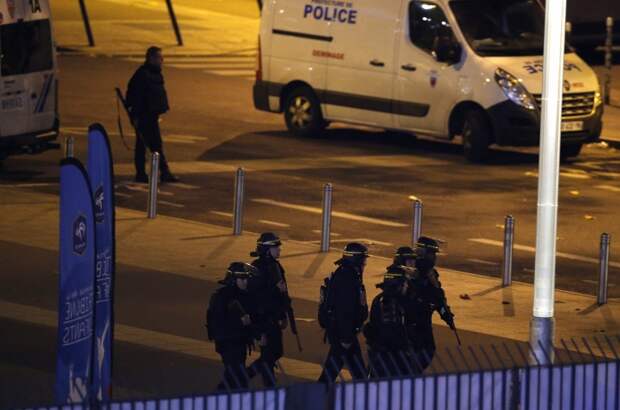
[23,335,620,410]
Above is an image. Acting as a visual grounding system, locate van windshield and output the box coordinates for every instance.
[1,19,53,76]
[450,0,568,56]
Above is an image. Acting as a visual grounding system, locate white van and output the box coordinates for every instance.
[0,0,59,160]
[253,0,603,161]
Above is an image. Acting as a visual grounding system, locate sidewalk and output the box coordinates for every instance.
[1,185,619,377]
[52,0,259,57]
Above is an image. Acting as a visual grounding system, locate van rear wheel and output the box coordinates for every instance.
[284,87,325,137]
[462,110,491,163]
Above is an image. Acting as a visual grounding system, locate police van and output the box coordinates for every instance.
[253,0,603,161]
[0,0,59,161]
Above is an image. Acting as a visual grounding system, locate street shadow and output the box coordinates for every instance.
[471,284,503,297]
[502,287,515,317]
[200,128,540,166]
[180,234,234,241]
[303,252,330,278]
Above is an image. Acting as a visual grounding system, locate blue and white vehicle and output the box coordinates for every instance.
[254,0,603,161]
[0,0,59,160]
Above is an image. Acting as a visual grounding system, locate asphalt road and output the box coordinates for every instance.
[2,53,619,297]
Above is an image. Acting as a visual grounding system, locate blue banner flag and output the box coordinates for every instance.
[87,124,116,401]
[56,158,97,404]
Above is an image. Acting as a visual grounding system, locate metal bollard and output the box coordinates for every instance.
[165,0,184,46]
[598,233,611,305]
[65,136,75,158]
[605,17,614,105]
[320,183,333,252]
[411,198,423,247]
[502,215,515,287]
[232,168,245,235]
[78,0,95,47]
[147,152,160,219]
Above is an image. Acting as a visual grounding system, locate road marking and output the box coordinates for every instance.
[0,300,318,380]
[258,219,290,228]
[115,192,132,198]
[211,211,233,218]
[468,238,620,268]
[525,170,591,180]
[1,182,57,188]
[467,258,499,266]
[295,317,315,323]
[328,238,394,247]
[312,229,341,237]
[252,198,408,228]
[596,185,620,193]
[171,182,200,190]
[159,200,185,208]
[123,184,174,197]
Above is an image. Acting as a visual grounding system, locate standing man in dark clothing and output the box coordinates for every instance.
[126,46,179,183]
[407,237,456,373]
[206,262,259,390]
[247,232,291,387]
[317,243,369,384]
[364,265,412,378]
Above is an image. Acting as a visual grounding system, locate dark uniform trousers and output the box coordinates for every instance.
[248,324,283,387]
[134,113,170,176]
[318,338,366,383]
[217,344,249,390]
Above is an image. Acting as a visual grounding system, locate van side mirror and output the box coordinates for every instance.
[433,35,462,65]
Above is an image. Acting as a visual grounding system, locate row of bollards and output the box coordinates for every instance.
[212,163,617,304]
[75,138,610,302]
[500,215,611,305]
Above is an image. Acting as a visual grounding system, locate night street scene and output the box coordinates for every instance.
[3,0,620,409]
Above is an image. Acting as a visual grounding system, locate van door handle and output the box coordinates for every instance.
[401,64,417,72]
[370,59,385,67]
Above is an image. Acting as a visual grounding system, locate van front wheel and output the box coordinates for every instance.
[284,87,325,137]
[462,110,491,163]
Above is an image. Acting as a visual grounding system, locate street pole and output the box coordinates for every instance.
[165,0,184,46]
[605,17,614,105]
[530,0,567,365]
[78,0,95,47]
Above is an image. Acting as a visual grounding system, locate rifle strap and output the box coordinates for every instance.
[115,89,133,151]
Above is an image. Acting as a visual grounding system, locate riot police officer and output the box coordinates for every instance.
[317,242,369,384]
[364,265,413,378]
[206,262,258,390]
[407,237,456,373]
[247,232,290,387]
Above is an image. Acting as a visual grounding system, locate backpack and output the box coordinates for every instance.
[317,275,333,329]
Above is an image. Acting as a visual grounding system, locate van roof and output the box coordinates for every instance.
[0,0,51,26]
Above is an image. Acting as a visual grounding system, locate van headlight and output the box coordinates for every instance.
[594,91,603,107]
[495,68,537,110]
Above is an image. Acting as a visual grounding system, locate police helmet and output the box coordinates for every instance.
[343,242,369,258]
[226,262,257,280]
[334,242,369,267]
[393,246,416,265]
[414,237,441,255]
[378,265,409,289]
[252,232,282,256]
